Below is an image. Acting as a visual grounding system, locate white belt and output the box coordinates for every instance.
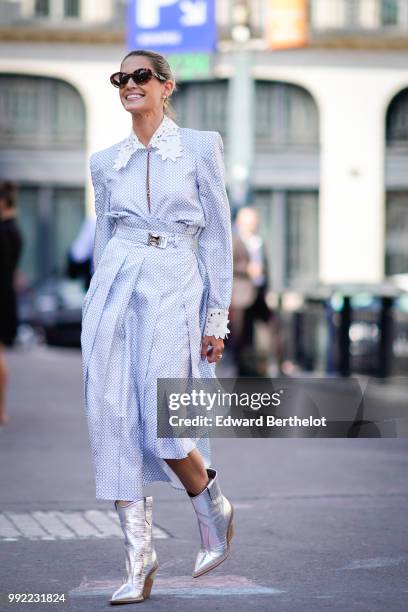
[114,224,199,250]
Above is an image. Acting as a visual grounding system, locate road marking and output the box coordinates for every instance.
[4,512,48,539]
[231,503,253,509]
[0,511,169,541]
[84,510,122,537]
[341,556,408,570]
[0,514,20,540]
[31,511,77,539]
[52,511,104,538]
[70,574,284,598]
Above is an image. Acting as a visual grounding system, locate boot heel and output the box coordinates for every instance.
[142,564,158,600]
[227,505,234,544]
[227,518,234,543]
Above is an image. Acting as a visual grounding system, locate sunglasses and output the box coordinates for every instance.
[110,67,167,88]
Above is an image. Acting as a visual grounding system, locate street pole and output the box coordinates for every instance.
[226,4,255,213]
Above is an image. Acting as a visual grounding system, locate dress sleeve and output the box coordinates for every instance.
[197,131,233,339]
[89,153,114,271]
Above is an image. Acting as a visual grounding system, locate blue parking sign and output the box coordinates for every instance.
[127,0,216,53]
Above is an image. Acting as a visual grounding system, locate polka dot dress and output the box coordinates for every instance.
[80,122,233,500]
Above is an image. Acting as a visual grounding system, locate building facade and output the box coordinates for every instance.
[0,0,407,291]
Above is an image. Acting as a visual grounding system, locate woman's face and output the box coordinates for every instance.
[118,55,173,116]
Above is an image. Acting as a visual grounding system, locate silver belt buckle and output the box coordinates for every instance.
[147,232,168,248]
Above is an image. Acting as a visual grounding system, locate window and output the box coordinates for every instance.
[345,0,360,28]
[64,0,80,18]
[0,75,86,149]
[53,188,85,275]
[386,88,408,148]
[172,80,228,141]
[381,0,399,26]
[255,81,319,151]
[386,89,408,276]
[385,192,408,276]
[254,190,319,289]
[17,186,85,284]
[34,0,50,17]
[286,192,319,287]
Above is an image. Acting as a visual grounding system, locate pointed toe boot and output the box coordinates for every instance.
[110,496,159,605]
[190,468,234,578]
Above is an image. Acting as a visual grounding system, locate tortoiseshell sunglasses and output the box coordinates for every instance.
[110,67,167,88]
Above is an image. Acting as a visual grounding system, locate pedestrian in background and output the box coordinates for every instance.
[230,207,272,375]
[81,49,234,604]
[0,182,23,426]
[229,213,256,372]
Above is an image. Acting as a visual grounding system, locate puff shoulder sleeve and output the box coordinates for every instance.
[197,131,233,339]
[89,152,114,271]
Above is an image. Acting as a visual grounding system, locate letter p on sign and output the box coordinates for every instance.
[136,0,178,28]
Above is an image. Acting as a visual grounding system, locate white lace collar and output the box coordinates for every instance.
[113,114,183,170]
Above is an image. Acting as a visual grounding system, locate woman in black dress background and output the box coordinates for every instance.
[0,182,23,426]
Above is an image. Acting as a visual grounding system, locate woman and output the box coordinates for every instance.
[0,182,23,426]
[80,49,234,605]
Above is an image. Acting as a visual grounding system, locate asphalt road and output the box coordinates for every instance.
[0,345,407,611]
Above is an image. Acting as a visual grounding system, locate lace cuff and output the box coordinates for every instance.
[204,308,230,339]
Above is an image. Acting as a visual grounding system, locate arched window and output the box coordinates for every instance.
[0,74,85,149]
[386,88,408,149]
[172,80,228,142]
[255,81,319,151]
[385,87,408,276]
[0,74,86,284]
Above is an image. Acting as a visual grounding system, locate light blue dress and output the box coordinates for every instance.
[80,115,233,500]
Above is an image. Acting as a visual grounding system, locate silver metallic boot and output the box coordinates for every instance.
[110,496,159,605]
[189,468,234,578]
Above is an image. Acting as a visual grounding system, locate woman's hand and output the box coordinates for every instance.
[201,336,224,364]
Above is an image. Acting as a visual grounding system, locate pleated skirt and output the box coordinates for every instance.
[80,219,214,500]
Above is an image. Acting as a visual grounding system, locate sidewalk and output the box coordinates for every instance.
[0,344,407,611]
